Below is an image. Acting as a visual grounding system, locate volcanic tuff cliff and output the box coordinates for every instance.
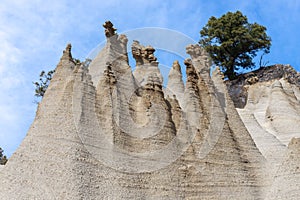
[0,21,299,199]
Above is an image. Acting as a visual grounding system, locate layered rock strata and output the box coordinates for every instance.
[0,21,299,199]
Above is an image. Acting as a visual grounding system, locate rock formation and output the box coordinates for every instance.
[226,64,300,199]
[226,64,300,108]
[166,60,185,106]
[0,21,299,199]
[132,40,162,86]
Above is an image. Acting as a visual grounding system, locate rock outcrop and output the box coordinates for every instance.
[0,21,299,199]
[132,40,162,86]
[227,65,300,199]
[226,64,300,108]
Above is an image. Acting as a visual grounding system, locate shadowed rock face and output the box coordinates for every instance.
[0,21,299,199]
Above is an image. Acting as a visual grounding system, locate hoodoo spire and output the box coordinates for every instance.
[103,21,117,38]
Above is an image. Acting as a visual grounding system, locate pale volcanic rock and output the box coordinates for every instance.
[229,65,300,199]
[266,138,300,200]
[89,21,130,87]
[166,60,185,107]
[132,40,163,86]
[0,21,299,199]
[267,80,300,145]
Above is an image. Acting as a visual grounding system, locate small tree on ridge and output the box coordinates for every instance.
[33,70,55,99]
[0,147,8,165]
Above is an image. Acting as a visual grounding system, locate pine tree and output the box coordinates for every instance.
[33,70,55,99]
[0,147,8,165]
[200,11,271,80]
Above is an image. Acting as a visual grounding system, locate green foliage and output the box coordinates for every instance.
[0,147,8,165]
[73,58,81,65]
[199,11,271,80]
[33,70,55,99]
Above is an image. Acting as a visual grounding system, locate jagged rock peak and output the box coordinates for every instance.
[184,58,192,67]
[166,60,185,105]
[4,21,300,199]
[131,40,158,66]
[88,21,130,87]
[186,44,209,60]
[102,21,128,51]
[183,58,200,108]
[184,58,197,81]
[62,43,73,61]
[102,21,128,52]
[186,44,211,77]
[103,21,117,38]
[172,60,182,73]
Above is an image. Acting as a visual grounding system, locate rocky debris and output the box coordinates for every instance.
[62,43,73,61]
[247,76,259,84]
[288,137,300,151]
[226,64,300,108]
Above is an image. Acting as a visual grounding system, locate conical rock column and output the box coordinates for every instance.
[0,44,93,199]
[166,60,185,107]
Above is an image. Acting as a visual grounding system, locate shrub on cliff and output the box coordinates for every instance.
[0,147,7,165]
[33,70,55,99]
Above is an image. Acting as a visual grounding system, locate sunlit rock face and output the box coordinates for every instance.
[0,21,299,200]
[227,64,300,199]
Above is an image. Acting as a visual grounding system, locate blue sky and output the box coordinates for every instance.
[0,0,299,157]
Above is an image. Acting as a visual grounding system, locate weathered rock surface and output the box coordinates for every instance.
[166,60,185,107]
[0,21,299,199]
[265,137,300,199]
[226,64,300,108]
[228,65,300,199]
[132,40,163,86]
